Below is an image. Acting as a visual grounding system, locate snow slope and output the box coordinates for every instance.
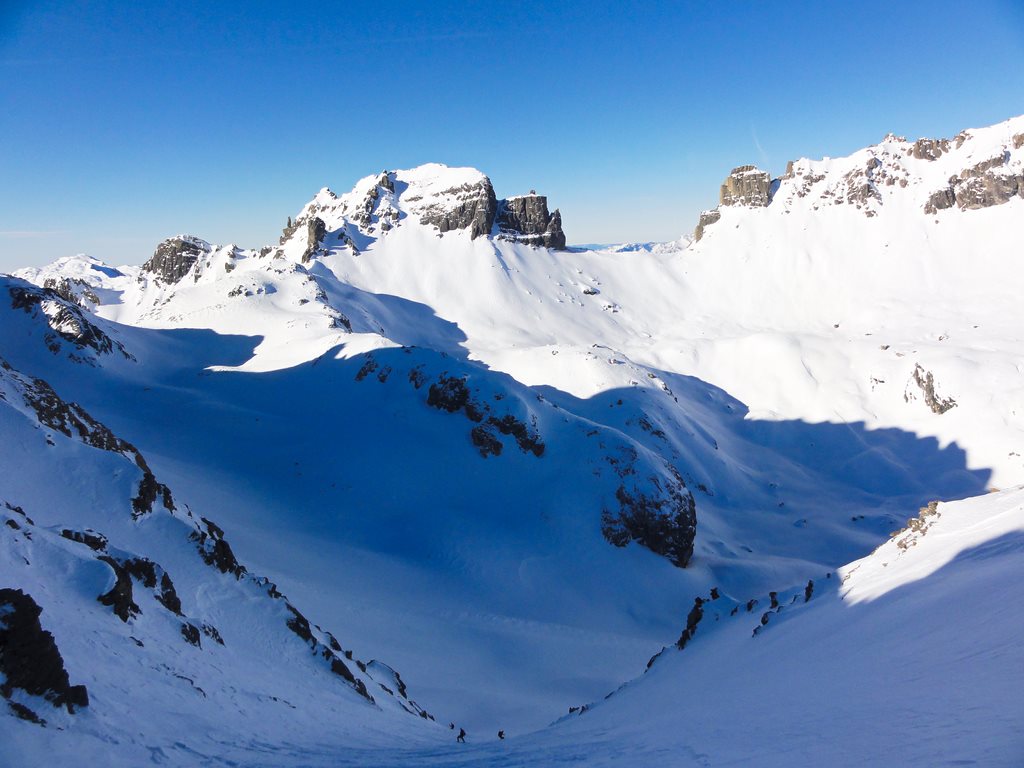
[510,487,1024,767]
[0,349,443,764]
[4,115,1024,763]
[338,486,1022,768]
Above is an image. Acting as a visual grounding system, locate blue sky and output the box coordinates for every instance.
[2,0,1023,269]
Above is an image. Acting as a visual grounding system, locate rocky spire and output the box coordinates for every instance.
[496,194,567,250]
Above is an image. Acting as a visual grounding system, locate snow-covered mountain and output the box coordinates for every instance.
[4,116,1023,765]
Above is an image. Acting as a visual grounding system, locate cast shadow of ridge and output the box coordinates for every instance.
[536,363,991,510]
[307,265,472,361]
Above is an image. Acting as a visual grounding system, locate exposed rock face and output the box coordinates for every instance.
[924,152,1024,213]
[601,467,697,568]
[675,596,704,649]
[300,217,327,264]
[720,165,773,207]
[496,195,567,249]
[426,374,471,413]
[97,555,141,622]
[694,165,773,241]
[143,235,211,283]
[417,368,546,457]
[284,602,373,701]
[9,284,127,359]
[288,167,569,251]
[0,588,89,716]
[840,157,883,214]
[42,277,99,308]
[487,413,545,456]
[470,424,503,457]
[924,187,957,214]
[954,155,1022,209]
[891,500,942,550]
[905,363,957,414]
[59,528,107,551]
[419,179,498,240]
[190,516,246,578]
[911,137,950,161]
[693,209,721,242]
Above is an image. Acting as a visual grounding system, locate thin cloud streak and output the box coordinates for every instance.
[751,127,770,169]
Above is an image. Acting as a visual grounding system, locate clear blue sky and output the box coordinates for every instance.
[2,0,1023,269]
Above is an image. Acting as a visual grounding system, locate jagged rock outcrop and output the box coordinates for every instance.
[355,175,397,229]
[601,467,697,568]
[720,165,773,207]
[300,217,327,264]
[9,283,127,359]
[694,165,774,241]
[911,137,950,161]
[675,596,704,649]
[142,235,211,283]
[496,194,567,249]
[952,155,1022,210]
[190,516,245,577]
[97,555,141,622]
[0,589,89,718]
[890,500,942,550]
[924,187,957,214]
[693,209,721,242]
[924,151,1024,212]
[42,277,99,308]
[904,363,957,414]
[419,179,498,240]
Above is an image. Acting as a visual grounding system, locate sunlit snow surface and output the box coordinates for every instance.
[4,115,1024,765]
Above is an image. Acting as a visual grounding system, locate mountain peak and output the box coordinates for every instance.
[693,113,1024,241]
[141,235,213,284]
[275,163,567,262]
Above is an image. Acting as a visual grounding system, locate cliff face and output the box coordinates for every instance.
[924,152,1024,213]
[719,165,773,207]
[418,178,498,240]
[496,194,567,249]
[693,165,772,241]
[142,235,211,283]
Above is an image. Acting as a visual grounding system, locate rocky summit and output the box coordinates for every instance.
[264,164,569,267]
